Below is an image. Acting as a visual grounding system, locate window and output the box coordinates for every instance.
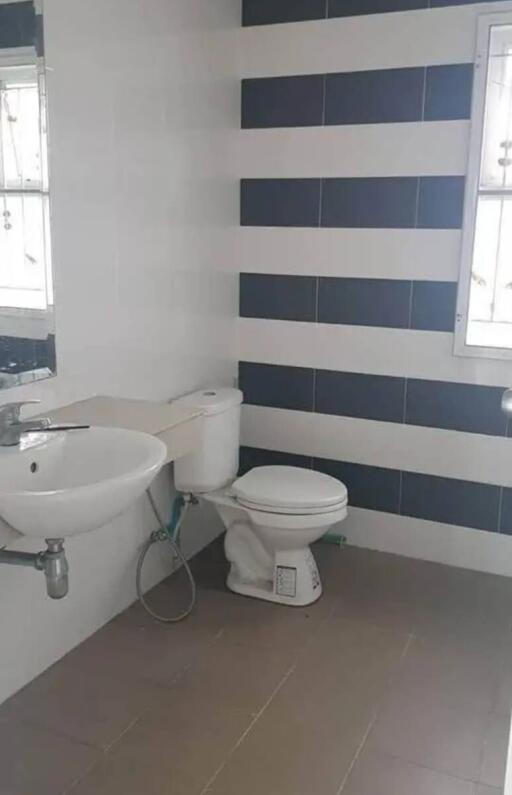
[456,12,512,359]
[0,56,52,311]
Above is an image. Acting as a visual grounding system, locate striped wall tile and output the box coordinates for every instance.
[240,405,512,486]
[410,281,458,331]
[315,370,406,423]
[240,361,508,437]
[241,177,465,229]
[243,0,327,26]
[240,274,457,332]
[424,64,474,120]
[314,456,402,513]
[242,0,510,26]
[240,273,317,321]
[0,2,36,48]
[240,179,321,227]
[238,5,497,77]
[238,361,314,411]
[242,64,473,128]
[239,446,313,474]
[401,471,501,531]
[242,75,325,128]
[325,66,425,125]
[405,379,507,436]
[317,277,412,328]
[234,228,461,281]
[238,317,512,388]
[500,489,512,534]
[238,122,469,179]
[240,446,504,534]
[321,177,418,228]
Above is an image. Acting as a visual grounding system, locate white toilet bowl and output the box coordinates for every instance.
[173,388,349,607]
[204,465,348,606]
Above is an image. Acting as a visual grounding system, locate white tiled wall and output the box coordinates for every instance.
[0,0,239,704]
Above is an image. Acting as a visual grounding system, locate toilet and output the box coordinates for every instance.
[174,388,348,606]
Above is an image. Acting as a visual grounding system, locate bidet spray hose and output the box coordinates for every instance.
[136,490,196,623]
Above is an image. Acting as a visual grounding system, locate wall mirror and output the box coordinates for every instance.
[0,0,55,390]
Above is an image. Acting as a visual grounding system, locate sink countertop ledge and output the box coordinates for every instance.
[43,396,204,465]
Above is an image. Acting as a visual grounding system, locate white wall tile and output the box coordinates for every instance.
[241,405,512,487]
[238,318,512,387]
[344,507,512,577]
[238,121,469,178]
[234,227,461,280]
[237,1,512,78]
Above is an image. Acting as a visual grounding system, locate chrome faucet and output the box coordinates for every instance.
[0,400,89,447]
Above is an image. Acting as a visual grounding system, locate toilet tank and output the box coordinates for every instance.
[173,388,243,493]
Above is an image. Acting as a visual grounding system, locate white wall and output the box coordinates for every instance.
[0,0,239,704]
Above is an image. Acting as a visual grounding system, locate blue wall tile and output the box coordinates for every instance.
[410,281,457,332]
[318,277,411,327]
[239,446,313,475]
[325,67,424,125]
[241,179,321,227]
[240,273,317,322]
[314,457,401,513]
[328,0,427,16]
[401,471,501,531]
[243,0,327,25]
[405,379,507,436]
[239,361,315,411]
[242,75,325,128]
[315,370,405,423]
[321,177,418,228]
[499,488,512,535]
[0,2,35,48]
[424,64,473,121]
[417,176,465,229]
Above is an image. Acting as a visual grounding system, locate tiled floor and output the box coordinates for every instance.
[1,538,511,794]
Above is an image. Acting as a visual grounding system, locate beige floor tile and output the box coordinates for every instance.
[1,662,163,750]
[69,693,250,795]
[206,691,373,795]
[390,635,501,713]
[0,717,99,795]
[166,637,295,715]
[217,599,331,650]
[479,712,510,788]
[342,744,476,795]
[370,687,488,780]
[291,616,411,702]
[61,620,219,688]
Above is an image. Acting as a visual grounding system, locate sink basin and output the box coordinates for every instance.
[0,427,167,538]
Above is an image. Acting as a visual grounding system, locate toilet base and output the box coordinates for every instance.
[226,547,322,607]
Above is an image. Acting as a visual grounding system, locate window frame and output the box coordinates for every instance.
[0,47,52,312]
[455,7,512,360]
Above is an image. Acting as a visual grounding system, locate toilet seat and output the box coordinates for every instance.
[232,466,348,516]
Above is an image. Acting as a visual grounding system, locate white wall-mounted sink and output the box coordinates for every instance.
[0,427,167,538]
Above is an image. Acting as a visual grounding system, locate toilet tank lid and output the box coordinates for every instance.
[173,388,243,417]
[233,466,347,511]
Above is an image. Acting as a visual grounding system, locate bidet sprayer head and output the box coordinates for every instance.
[36,539,69,599]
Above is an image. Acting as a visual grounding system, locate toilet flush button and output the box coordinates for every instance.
[276,566,297,598]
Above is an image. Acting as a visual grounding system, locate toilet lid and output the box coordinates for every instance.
[232,466,348,513]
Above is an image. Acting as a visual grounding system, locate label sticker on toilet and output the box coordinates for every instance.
[276,566,297,598]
